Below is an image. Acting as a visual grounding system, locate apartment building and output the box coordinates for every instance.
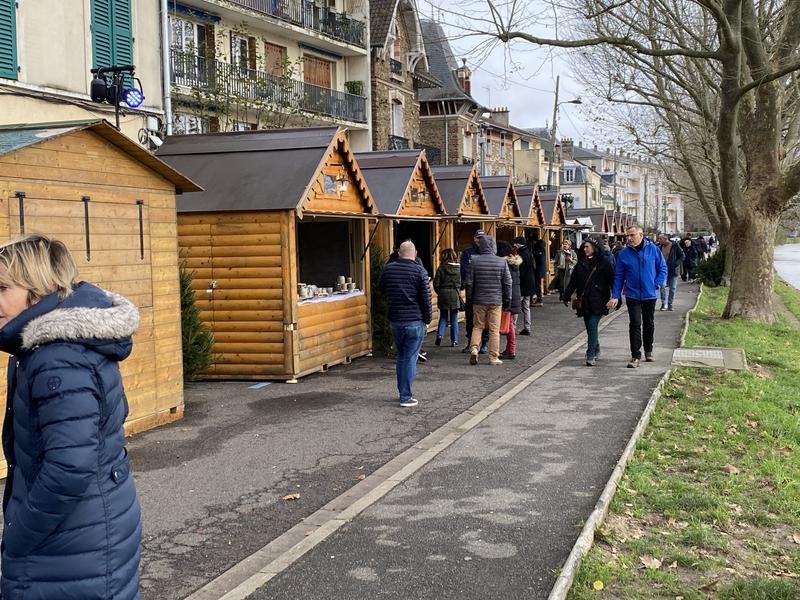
[168,0,371,150]
[0,0,164,144]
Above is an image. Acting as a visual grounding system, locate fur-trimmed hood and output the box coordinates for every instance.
[505,254,523,267]
[0,282,139,359]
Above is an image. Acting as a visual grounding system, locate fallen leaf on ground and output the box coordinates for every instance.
[640,555,662,570]
[792,533,800,545]
[669,561,678,569]
[778,447,793,455]
[694,446,707,454]
[722,463,741,475]
[592,580,604,591]
[699,579,720,592]
[686,415,695,423]
[746,419,759,429]
[282,493,301,501]
[353,474,366,481]
[727,424,739,434]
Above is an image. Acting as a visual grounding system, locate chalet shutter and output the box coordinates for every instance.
[91,0,133,70]
[0,0,17,79]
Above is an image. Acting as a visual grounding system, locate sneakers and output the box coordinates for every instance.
[645,352,654,362]
[499,352,515,360]
[660,304,667,311]
[399,398,418,407]
[450,341,459,347]
[417,351,428,363]
[667,305,674,311]
[489,357,503,366]
[586,356,596,367]
[461,345,471,354]
[478,343,488,355]
[519,329,531,336]
[434,336,442,346]
[469,350,478,365]
[627,358,641,368]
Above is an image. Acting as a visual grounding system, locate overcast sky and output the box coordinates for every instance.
[417,1,599,145]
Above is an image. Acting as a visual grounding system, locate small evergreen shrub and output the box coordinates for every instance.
[695,247,726,287]
[370,245,394,354]
[180,263,214,381]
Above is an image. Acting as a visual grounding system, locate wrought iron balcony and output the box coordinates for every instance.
[415,143,440,165]
[229,0,366,48]
[170,50,367,124]
[463,157,475,165]
[388,135,410,150]
[390,58,403,76]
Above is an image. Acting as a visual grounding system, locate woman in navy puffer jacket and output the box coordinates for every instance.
[0,234,141,600]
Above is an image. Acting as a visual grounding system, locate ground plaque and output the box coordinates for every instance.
[672,347,747,370]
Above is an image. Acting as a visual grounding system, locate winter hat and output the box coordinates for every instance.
[512,236,526,247]
[475,229,486,237]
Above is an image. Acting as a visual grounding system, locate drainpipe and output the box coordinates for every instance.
[161,0,173,135]
[442,101,449,165]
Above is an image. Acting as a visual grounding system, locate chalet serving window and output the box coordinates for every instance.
[0,0,17,80]
[91,0,133,71]
[297,219,364,292]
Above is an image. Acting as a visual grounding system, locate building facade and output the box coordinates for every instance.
[0,0,163,144]
[168,0,371,150]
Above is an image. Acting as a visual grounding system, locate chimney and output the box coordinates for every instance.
[593,144,597,151]
[490,106,509,127]
[578,141,583,148]
[456,58,471,95]
[561,137,574,161]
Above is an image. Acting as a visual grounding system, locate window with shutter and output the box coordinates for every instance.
[0,0,17,80]
[265,43,287,77]
[303,55,331,88]
[91,0,133,70]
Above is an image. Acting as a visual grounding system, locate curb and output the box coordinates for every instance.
[184,309,627,600]
[547,285,703,600]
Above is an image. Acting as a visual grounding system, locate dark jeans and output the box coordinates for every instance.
[390,320,426,402]
[583,313,602,358]
[534,275,543,303]
[437,308,459,344]
[626,299,656,359]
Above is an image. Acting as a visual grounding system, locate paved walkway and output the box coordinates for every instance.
[133,299,589,599]
[245,287,697,600]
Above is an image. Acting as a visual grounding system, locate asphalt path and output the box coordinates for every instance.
[130,300,586,599]
[249,285,698,600]
[776,243,800,290]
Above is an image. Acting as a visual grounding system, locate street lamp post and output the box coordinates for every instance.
[546,75,582,189]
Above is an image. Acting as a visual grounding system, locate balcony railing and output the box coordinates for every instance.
[463,157,475,165]
[388,134,410,150]
[390,58,403,76]
[171,50,367,124]
[229,0,366,48]
[416,143,441,165]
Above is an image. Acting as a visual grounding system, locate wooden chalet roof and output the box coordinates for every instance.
[481,176,520,219]
[539,190,566,226]
[431,164,489,216]
[0,119,201,193]
[515,185,542,226]
[157,127,375,216]
[354,149,445,216]
[568,208,609,233]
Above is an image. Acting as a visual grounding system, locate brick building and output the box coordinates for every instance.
[369,0,439,158]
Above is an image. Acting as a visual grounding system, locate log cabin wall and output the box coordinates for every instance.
[0,129,185,478]
[178,210,287,379]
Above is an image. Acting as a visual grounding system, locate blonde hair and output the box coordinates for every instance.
[0,234,77,305]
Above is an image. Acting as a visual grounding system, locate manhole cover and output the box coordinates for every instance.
[672,347,747,370]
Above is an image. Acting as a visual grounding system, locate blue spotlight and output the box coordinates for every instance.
[122,87,144,108]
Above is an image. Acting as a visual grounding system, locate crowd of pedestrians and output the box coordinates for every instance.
[379,228,717,407]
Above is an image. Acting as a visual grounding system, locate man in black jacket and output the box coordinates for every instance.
[465,235,512,365]
[657,233,684,311]
[460,229,489,353]
[378,241,432,407]
[513,236,535,335]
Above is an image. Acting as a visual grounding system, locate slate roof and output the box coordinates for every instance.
[539,190,563,225]
[573,146,604,161]
[418,20,476,103]
[568,208,608,233]
[370,0,399,48]
[560,161,590,186]
[431,165,484,214]
[525,127,555,143]
[157,127,368,213]
[515,184,534,221]
[354,149,444,216]
[0,119,201,193]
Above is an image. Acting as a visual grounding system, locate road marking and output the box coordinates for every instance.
[248,382,273,389]
[184,310,627,600]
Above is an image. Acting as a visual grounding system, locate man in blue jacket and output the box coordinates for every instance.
[607,226,668,368]
[379,240,432,407]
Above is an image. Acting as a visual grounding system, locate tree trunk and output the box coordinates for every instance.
[723,208,779,322]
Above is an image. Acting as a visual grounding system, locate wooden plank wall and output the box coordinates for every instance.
[0,129,185,478]
[178,211,288,378]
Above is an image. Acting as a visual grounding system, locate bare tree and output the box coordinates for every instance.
[478,0,800,322]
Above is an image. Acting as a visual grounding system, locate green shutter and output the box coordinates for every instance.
[111,0,133,67]
[0,0,17,80]
[91,0,114,70]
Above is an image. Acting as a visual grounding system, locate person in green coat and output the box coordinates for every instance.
[433,248,461,346]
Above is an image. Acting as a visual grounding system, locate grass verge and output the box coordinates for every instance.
[567,285,800,600]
